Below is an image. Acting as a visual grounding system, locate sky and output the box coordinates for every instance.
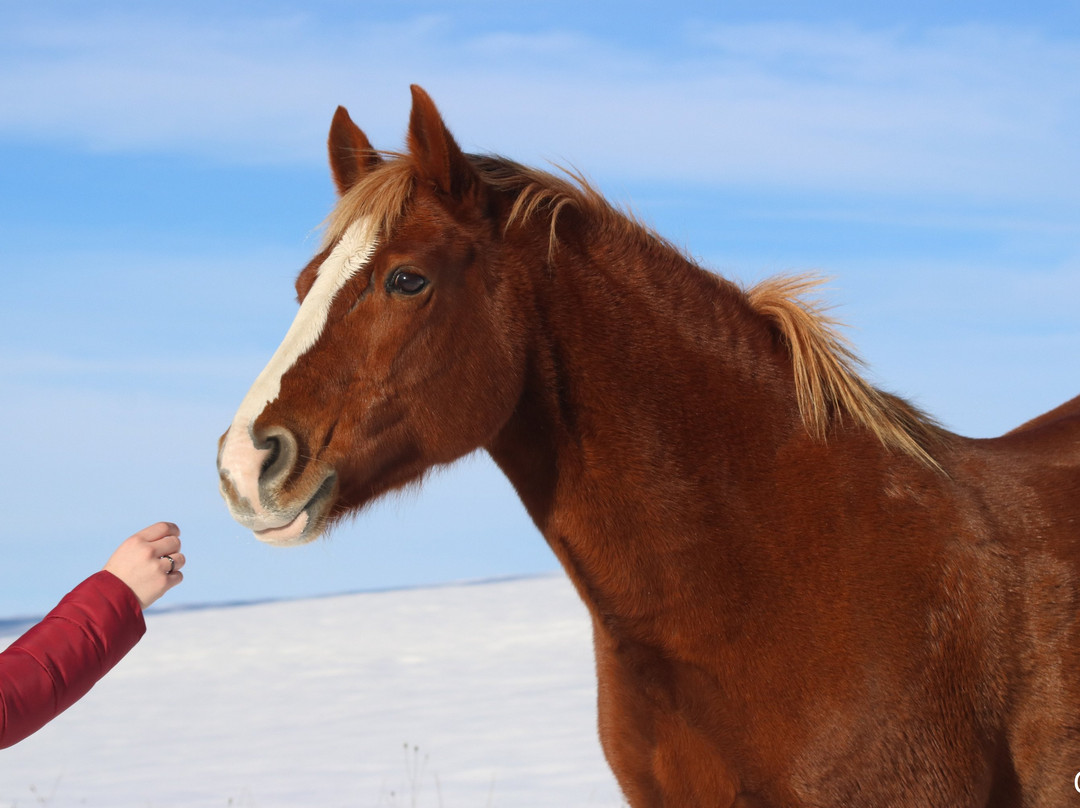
[1,1,1078,616]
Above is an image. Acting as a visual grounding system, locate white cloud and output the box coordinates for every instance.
[1,10,1078,203]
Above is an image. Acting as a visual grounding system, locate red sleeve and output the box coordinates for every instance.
[0,570,145,749]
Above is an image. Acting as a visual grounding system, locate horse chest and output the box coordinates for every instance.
[590,624,996,808]
[592,626,792,806]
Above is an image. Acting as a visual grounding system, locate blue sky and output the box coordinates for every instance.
[1,1,1078,616]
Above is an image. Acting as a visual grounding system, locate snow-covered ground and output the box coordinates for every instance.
[0,575,625,807]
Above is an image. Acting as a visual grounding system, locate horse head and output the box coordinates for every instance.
[217,86,526,545]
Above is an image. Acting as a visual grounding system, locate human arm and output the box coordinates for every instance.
[0,571,144,748]
[0,522,185,748]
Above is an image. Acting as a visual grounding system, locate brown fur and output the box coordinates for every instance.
[219,86,1080,807]
[322,139,941,464]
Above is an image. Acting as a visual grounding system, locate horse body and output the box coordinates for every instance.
[485,189,1078,806]
[218,86,1080,806]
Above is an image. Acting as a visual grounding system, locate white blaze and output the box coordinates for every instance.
[219,216,379,531]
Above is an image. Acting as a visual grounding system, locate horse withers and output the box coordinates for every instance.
[218,85,1080,807]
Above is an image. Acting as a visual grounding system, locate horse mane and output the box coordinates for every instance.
[746,276,944,469]
[321,153,944,469]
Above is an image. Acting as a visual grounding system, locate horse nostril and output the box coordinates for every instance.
[255,427,299,490]
[260,436,281,478]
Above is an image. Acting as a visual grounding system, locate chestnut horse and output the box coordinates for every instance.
[218,86,1080,807]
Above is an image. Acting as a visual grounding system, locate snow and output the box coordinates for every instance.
[0,575,625,807]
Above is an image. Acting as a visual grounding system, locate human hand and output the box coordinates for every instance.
[103,522,186,610]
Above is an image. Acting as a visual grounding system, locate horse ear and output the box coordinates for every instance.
[407,85,478,199]
[328,106,381,196]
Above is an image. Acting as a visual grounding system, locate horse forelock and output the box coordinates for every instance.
[746,275,945,470]
[321,151,607,261]
[322,154,415,250]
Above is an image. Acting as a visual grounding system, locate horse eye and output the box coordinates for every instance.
[387,268,428,296]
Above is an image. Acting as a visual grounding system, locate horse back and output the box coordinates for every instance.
[963,394,1080,534]
[1005,393,1080,437]
[949,391,1080,652]
[980,393,1080,474]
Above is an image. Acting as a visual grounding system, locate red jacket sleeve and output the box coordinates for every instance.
[0,570,145,748]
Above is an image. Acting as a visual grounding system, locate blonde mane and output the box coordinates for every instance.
[320,154,942,469]
[746,276,943,469]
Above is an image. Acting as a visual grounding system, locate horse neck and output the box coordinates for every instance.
[486,219,804,630]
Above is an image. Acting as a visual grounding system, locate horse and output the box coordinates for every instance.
[217,85,1080,807]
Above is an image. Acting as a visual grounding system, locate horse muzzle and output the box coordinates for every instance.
[217,422,336,546]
